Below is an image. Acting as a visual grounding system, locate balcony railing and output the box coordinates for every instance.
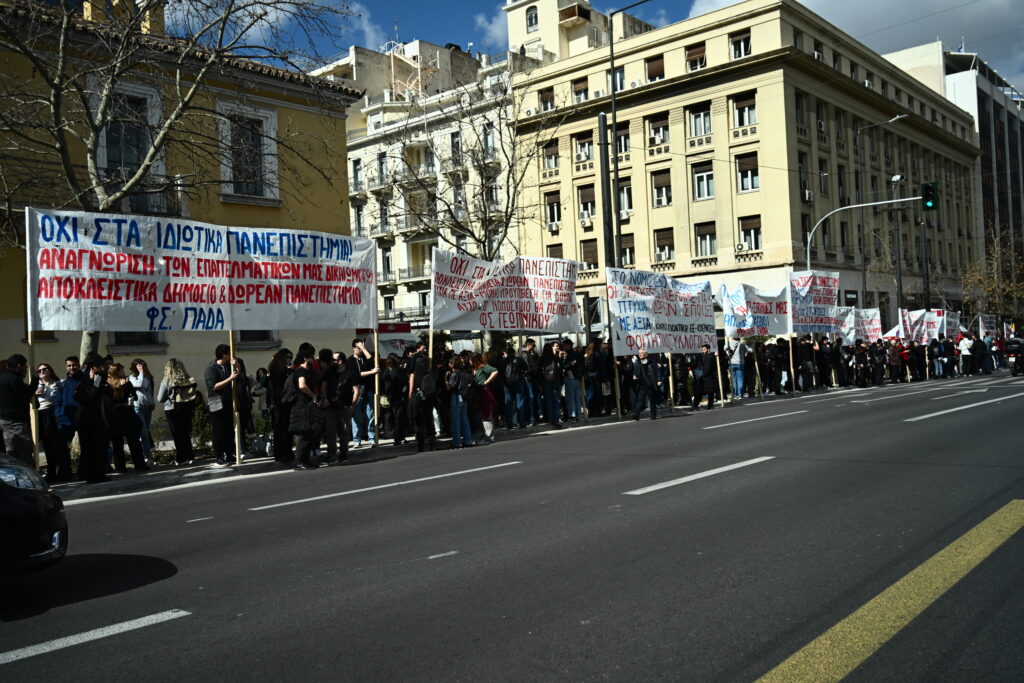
[377,270,395,283]
[370,221,394,237]
[379,306,429,321]
[399,265,431,280]
[349,178,365,194]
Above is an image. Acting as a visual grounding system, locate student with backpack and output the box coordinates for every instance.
[268,348,295,466]
[408,352,438,452]
[502,346,528,429]
[471,353,499,444]
[156,358,199,466]
[539,341,564,429]
[445,356,475,448]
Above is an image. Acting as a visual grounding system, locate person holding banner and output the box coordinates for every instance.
[725,337,748,401]
[350,339,378,448]
[630,349,662,420]
[205,344,240,468]
[73,354,110,483]
[692,344,719,410]
[324,350,358,465]
[0,354,38,468]
[268,348,295,466]
[289,346,325,470]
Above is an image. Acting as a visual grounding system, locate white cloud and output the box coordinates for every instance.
[346,1,387,51]
[474,4,509,51]
[688,0,1024,89]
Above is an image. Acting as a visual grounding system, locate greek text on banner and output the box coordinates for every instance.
[608,268,715,355]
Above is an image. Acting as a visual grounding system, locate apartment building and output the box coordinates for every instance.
[885,42,1024,271]
[319,40,552,330]
[504,0,655,61]
[512,0,981,328]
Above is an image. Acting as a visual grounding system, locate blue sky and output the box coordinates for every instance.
[337,0,1023,90]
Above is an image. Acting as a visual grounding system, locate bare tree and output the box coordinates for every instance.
[961,219,1024,320]
[365,63,566,262]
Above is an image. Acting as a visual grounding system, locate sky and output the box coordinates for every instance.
[333,0,1024,90]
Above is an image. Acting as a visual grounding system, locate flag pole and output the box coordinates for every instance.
[229,329,242,466]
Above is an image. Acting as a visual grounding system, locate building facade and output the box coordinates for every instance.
[512,0,982,330]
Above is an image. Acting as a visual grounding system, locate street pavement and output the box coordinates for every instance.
[3,371,1024,681]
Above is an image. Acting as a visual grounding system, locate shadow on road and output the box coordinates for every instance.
[1,554,178,622]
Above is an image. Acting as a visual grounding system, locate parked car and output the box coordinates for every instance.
[0,454,68,574]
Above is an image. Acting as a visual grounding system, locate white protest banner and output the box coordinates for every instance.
[607,268,715,356]
[722,284,753,338]
[1005,322,1016,339]
[723,284,790,338]
[900,309,944,344]
[835,306,856,345]
[855,308,883,342]
[790,270,840,335]
[429,248,580,333]
[979,313,997,338]
[358,323,419,355]
[25,208,376,332]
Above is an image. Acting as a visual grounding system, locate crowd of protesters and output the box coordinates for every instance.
[0,328,1014,479]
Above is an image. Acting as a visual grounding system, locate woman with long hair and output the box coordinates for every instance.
[106,363,148,472]
[156,358,198,466]
[382,353,408,446]
[445,355,474,448]
[470,353,499,444]
[33,363,61,480]
[129,358,156,462]
[408,353,437,453]
[252,367,271,418]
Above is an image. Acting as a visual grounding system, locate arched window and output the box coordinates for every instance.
[526,6,538,33]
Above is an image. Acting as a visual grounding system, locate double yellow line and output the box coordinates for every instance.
[759,499,1024,682]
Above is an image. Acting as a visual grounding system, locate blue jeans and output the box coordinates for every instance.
[505,382,526,428]
[524,381,538,423]
[730,365,744,398]
[563,377,582,419]
[542,380,562,424]
[351,391,375,443]
[134,405,153,458]
[449,394,472,446]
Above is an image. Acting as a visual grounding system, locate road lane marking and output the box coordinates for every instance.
[758,499,1024,683]
[0,609,191,665]
[929,389,989,400]
[850,386,948,403]
[63,468,294,507]
[904,392,1024,422]
[186,517,213,523]
[249,462,523,511]
[428,551,459,560]
[702,412,807,430]
[623,457,775,495]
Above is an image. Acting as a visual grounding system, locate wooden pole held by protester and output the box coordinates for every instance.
[373,329,380,445]
[605,298,622,419]
[715,350,726,407]
[788,334,797,394]
[27,330,41,470]
[667,352,675,411]
[229,330,242,466]
[753,347,765,401]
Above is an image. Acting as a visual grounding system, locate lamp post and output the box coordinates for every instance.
[891,174,906,312]
[854,114,907,307]
[607,0,655,268]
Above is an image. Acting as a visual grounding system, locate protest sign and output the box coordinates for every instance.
[978,313,997,338]
[900,309,944,344]
[946,311,961,335]
[429,248,581,333]
[835,306,856,345]
[790,270,839,335]
[25,208,376,332]
[607,268,715,355]
[357,323,419,355]
[723,284,791,338]
[855,308,883,342]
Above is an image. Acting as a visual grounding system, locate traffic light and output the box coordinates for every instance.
[921,182,939,211]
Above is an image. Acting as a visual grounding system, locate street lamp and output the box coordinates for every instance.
[854,114,907,307]
[891,173,906,312]
[607,0,655,268]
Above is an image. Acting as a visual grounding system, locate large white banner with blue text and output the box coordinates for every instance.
[608,268,715,355]
[790,270,840,336]
[25,208,377,332]
[722,284,791,338]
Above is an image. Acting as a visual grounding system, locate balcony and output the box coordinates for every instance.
[377,270,396,284]
[379,305,429,322]
[559,2,592,27]
[398,164,437,185]
[349,178,366,195]
[368,173,392,191]
[443,154,466,174]
[370,221,394,238]
[399,265,431,281]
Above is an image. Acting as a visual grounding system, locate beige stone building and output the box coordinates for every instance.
[511,0,982,330]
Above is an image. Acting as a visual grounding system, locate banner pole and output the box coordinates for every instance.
[667,352,675,412]
[229,330,242,466]
[715,350,726,407]
[753,346,765,402]
[577,330,589,418]
[373,328,380,446]
[27,329,41,470]
[605,296,622,420]
[789,334,797,394]
[925,346,931,381]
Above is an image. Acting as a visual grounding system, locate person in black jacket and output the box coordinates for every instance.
[630,349,662,420]
[73,353,110,482]
[268,348,294,466]
[539,342,564,429]
[205,343,239,467]
[0,354,38,467]
[692,344,719,410]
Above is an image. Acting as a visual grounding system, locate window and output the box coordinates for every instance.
[695,222,717,257]
[609,66,625,93]
[450,131,462,164]
[574,132,593,162]
[840,221,850,251]
[547,243,563,260]
[538,87,555,112]
[733,92,757,127]
[865,70,874,88]
[647,113,669,145]
[616,128,631,154]
[652,170,672,207]
[580,239,598,270]
[834,109,845,140]
[813,39,824,58]
[881,80,888,98]
[351,158,363,186]
[798,152,808,190]
[543,140,559,169]
[821,218,832,250]
[730,30,751,59]
[849,61,859,81]
[646,55,665,82]
[692,161,714,199]
[353,204,365,235]
[219,101,277,200]
[736,153,759,192]
[792,30,803,51]
[689,103,712,136]
[526,5,538,33]
[739,215,762,251]
[654,228,675,261]
[578,185,596,220]
[545,191,561,224]
[381,246,393,274]
[572,78,589,103]
[106,93,154,212]
[686,43,706,72]
[620,233,635,266]
[383,296,395,314]
[818,158,829,195]
[815,101,828,133]
[795,91,806,125]
[836,164,847,200]
[376,152,388,180]
[617,177,633,212]
[483,123,496,154]
[832,50,841,71]
[801,214,811,247]
[109,331,163,349]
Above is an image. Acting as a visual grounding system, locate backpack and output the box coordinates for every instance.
[504,357,524,384]
[419,372,437,398]
[278,370,300,407]
[458,372,477,401]
[174,380,197,404]
[543,360,559,382]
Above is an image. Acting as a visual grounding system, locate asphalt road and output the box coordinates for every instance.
[4,372,1024,681]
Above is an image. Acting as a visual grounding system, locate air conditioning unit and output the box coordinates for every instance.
[580,218,592,228]
[593,89,605,98]
[575,153,588,162]
[735,241,749,253]
[813,50,823,61]
[579,210,591,220]
[546,221,560,233]
[863,80,873,88]
[802,189,814,202]
[655,250,672,262]
[649,134,663,146]
[817,120,826,132]
[525,108,536,116]
[630,80,641,88]
[619,209,631,220]
[654,197,667,208]
[574,93,587,104]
